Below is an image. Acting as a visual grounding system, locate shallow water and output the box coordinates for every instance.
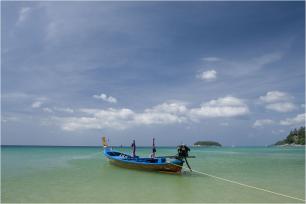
[1,146,305,203]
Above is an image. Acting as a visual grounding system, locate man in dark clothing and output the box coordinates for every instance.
[177,144,192,171]
[151,138,156,158]
[131,140,136,158]
[177,144,190,157]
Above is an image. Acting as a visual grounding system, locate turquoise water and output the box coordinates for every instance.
[1,146,305,203]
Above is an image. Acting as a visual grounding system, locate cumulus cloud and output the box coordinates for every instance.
[134,112,186,125]
[58,107,185,131]
[259,91,289,103]
[31,97,47,109]
[253,119,275,127]
[279,113,305,126]
[259,91,296,113]
[54,107,74,113]
[254,113,305,127]
[51,97,249,131]
[32,101,43,108]
[265,102,296,113]
[135,102,187,125]
[59,108,134,131]
[197,70,217,81]
[145,102,187,114]
[59,102,187,131]
[16,7,31,25]
[93,93,117,103]
[189,96,249,119]
[43,107,74,113]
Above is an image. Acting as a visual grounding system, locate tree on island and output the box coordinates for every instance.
[275,126,305,145]
[194,141,222,147]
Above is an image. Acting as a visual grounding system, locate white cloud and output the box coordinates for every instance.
[51,97,249,131]
[43,107,74,113]
[59,108,135,131]
[93,93,117,103]
[259,91,296,113]
[75,104,186,131]
[54,107,74,113]
[80,108,134,120]
[279,113,305,126]
[59,117,110,131]
[145,102,187,114]
[197,70,217,81]
[254,114,305,127]
[32,101,43,108]
[259,91,289,103]
[16,7,31,25]
[134,112,186,125]
[31,97,47,109]
[189,96,249,119]
[253,119,275,127]
[58,108,185,131]
[265,102,296,113]
[202,57,221,62]
[135,102,187,125]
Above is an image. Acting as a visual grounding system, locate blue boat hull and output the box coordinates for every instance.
[103,148,183,172]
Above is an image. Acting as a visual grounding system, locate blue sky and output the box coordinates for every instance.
[2,1,305,146]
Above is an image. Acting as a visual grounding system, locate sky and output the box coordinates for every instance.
[1,1,305,146]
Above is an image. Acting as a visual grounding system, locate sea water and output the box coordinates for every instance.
[1,146,305,203]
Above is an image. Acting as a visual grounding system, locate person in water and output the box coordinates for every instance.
[131,140,136,157]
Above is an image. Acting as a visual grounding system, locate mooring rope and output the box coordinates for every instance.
[170,162,305,202]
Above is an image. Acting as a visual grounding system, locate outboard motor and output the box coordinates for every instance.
[177,144,190,158]
[177,144,192,171]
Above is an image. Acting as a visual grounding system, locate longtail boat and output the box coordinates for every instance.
[102,137,194,173]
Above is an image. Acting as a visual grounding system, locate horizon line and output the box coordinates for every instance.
[1,144,275,148]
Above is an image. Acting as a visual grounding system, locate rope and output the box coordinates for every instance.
[171,162,305,202]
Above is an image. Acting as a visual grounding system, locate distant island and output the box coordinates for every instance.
[194,141,222,147]
[274,126,305,146]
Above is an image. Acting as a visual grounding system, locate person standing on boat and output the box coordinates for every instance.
[131,140,136,158]
[151,138,156,158]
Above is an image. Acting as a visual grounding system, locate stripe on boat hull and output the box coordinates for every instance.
[108,158,182,172]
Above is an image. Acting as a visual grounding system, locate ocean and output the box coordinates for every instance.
[1,146,305,203]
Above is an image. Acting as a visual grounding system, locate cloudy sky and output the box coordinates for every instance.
[2,1,305,146]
